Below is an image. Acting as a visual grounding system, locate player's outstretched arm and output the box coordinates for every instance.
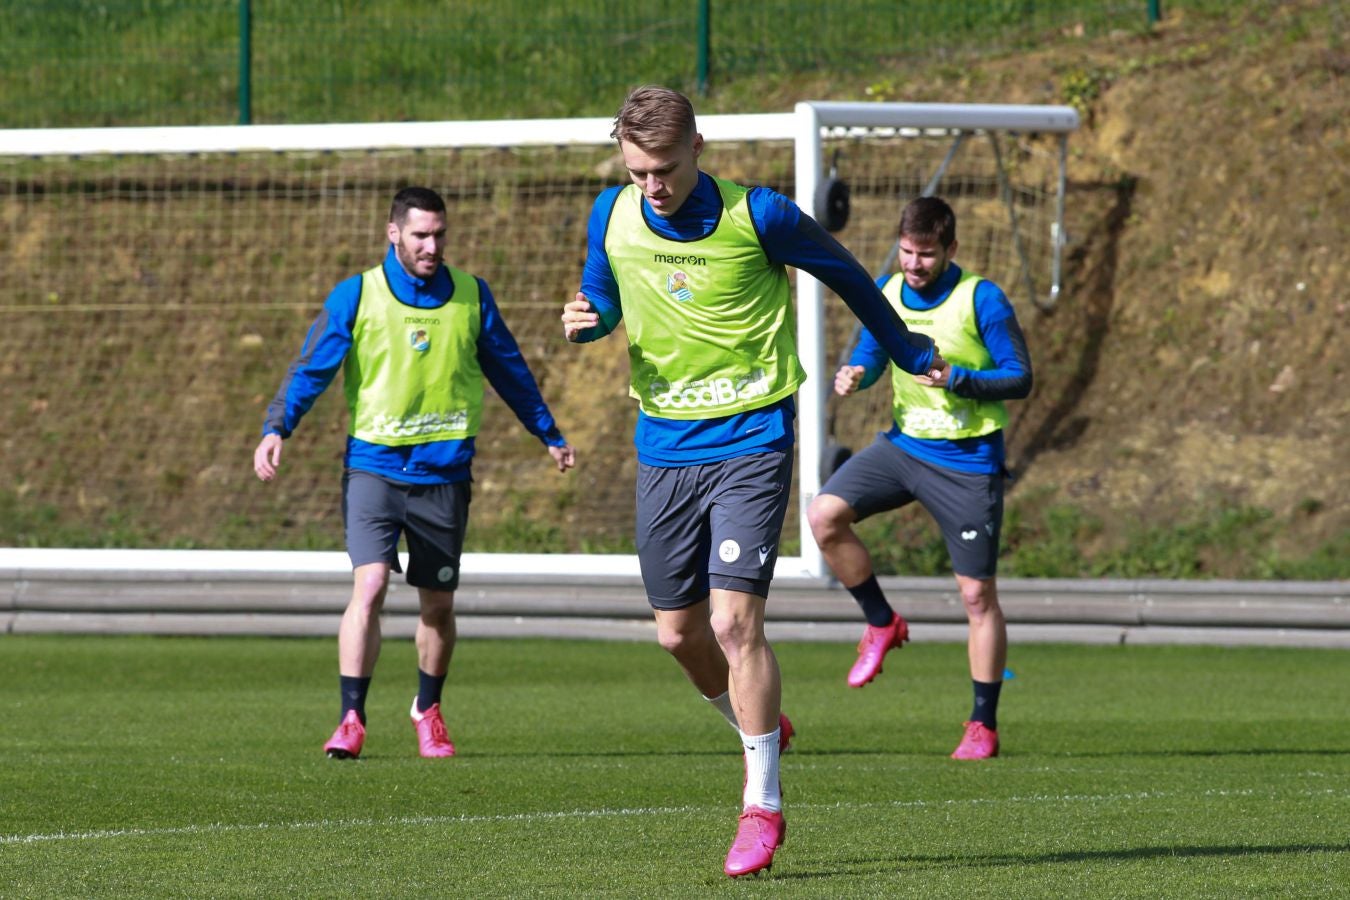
[253,433,284,482]
[561,292,600,342]
[750,188,938,374]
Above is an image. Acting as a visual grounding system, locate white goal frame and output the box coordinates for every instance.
[791,101,1079,577]
[2,100,1078,581]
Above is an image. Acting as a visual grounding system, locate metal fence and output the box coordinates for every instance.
[2,0,1197,127]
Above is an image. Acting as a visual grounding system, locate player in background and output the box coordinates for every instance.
[254,186,575,760]
[807,195,1031,760]
[561,86,945,877]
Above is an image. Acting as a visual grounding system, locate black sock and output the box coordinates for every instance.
[340,675,371,725]
[847,574,895,627]
[970,679,1003,731]
[417,669,446,713]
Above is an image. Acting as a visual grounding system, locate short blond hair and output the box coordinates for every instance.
[610,85,697,152]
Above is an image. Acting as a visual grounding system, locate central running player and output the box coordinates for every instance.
[561,86,945,877]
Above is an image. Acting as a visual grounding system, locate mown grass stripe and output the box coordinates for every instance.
[8,787,1344,847]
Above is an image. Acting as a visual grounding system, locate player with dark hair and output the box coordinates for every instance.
[255,185,575,760]
[562,86,945,877]
[807,195,1032,760]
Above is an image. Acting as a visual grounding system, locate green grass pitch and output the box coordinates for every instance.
[1,634,1346,897]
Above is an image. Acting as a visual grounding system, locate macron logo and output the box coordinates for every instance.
[758,546,772,565]
[654,252,707,266]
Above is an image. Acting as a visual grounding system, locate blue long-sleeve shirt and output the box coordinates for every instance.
[574,172,937,466]
[263,245,565,485]
[849,263,1032,474]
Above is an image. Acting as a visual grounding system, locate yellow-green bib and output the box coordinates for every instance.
[884,270,1008,439]
[345,264,483,446]
[604,178,806,419]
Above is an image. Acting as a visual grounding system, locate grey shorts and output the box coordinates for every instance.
[342,470,471,591]
[819,435,1004,579]
[636,450,793,610]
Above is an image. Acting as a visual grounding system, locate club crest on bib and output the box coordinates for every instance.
[666,270,694,302]
[409,328,431,352]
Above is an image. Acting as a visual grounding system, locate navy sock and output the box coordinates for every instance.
[416,669,446,713]
[970,679,1003,731]
[847,574,896,628]
[339,675,371,725]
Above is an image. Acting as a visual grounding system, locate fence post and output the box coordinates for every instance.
[696,0,710,96]
[1148,0,1161,26]
[238,0,252,124]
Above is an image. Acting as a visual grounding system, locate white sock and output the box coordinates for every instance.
[740,728,782,813]
[705,691,740,731]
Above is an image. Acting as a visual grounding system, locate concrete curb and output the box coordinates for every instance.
[2,558,1345,648]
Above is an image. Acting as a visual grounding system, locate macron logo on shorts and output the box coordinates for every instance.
[758,546,772,565]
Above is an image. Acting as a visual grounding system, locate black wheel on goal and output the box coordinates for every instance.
[815,150,850,233]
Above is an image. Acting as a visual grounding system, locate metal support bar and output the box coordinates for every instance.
[1050,133,1070,308]
[922,132,967,198]
[988,131,1042,312]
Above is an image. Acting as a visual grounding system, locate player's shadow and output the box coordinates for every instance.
[1011,175,1137,473]
[1051,747,1350,759]
[356,744,1347,761]
[777,841,1350,882]
[468,748,740,760]
[479,746,952,760]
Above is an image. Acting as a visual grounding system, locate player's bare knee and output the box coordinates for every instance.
[417,594,455,631]
[805,500,832,541]
[351,569,390,609]
[655,626,685,658]
[418,589,455,614]
[959,580,999,619]
[709,609,759,658]
[806,494,851,544]
[347,593,386,618]
[656,620,705,660]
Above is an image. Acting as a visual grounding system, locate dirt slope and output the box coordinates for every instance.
[1015,2,1347,566]
[734,0,1347,572]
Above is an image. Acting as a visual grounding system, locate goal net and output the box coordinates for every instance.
[0,103,1075,578]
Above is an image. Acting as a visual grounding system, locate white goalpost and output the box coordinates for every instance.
[0,100,1077,582]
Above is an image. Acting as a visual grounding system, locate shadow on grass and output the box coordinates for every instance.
[468,747,966,760]
[1039,748,1350,759]
[779,842,1350,881]
[346,746,1350,761]
[335,748,744,761]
